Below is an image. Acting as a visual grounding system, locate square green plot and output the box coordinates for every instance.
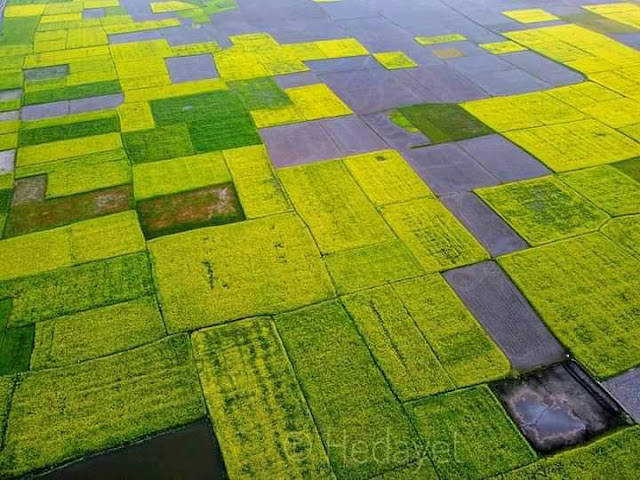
[407,386,536,479]
[278,160,394,254]
[122,124,195,164]
[191,317,333,479]
[132,152,231,200]
[381,198,489,272]
[559,165,640,216]
[602,215,640,261]
[342,286,455,400]
[228,77,291,110]
[149,213,335,332]
[499,233,640,379]
[325,240,424,295]
[150,90,247,126]
[275,300,421,479]
[398,103,493,144]
[0,335,204,478]
[30,296,166,370]
[476,176,610,246]
[394,274,510,387]
[504,119,640,172]
[188,114,261,153]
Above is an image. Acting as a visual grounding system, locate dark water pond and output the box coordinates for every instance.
[40,420,228,479]
[493,361,627,454]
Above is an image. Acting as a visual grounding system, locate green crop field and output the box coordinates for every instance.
[0,0,639,478]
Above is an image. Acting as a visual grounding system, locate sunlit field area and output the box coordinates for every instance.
[0,0,639,478]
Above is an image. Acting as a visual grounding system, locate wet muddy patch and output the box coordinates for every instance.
[40,420,228,479]
[493,361,627,454]
[5,182,132,237]
[137,183,244,239]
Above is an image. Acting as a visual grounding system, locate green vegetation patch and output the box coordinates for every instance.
[476,176,610,246]
[122,124,195,164]
[502,426,640,479]
[188,115,261,153]
[149,213,335,332]
[0,376,13,450]
[0,335,204,478]
[499,233,640,379]
[31,296,166,370]
[407,386,536,478]
[192,317,333,479]
[137,183,244,239]
[398,103,493,144]
[0,324,35,375]
[0,253,155,327]
[132,152,231,200]
[278,160,394,254]
[223,145,291,219]
[342,286,454,400]
[18,112,120,147]
[613,156,640,183]
[559,166,640,216]
[381,198,489,272]
[343,150,434,206]
[150,90,246,126]
[23,80,122,106]
[601,215,640,261]
[325,240,424,295]
[276,301,421,479]
[394,275,511,386]
[228,77,291,110]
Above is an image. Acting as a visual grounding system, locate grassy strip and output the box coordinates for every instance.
[278,160,394,254]
[0,253,155,327]
[192,317,333,479]
[0,335,204,477]
[276,300,422,479]
[31,296,166,369]
[407,386,536,478]
[501,427,640,479]
[18,115,120,147]
[23,80,121,105]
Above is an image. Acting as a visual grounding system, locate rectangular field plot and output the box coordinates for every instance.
[601,215,640,261]
[342,286,455,401]
[276,301,421,479]
[0,253,155,327]
[499,234,640,379]
[149,213,334,332]
[30,296,166,370]
[559,166,640,216]
[394,275,511,386]
[381,198,489,272]
[325,240,424,295]
[476,176,610,246]
[406,386,536,479]
[191,317,333,479]
[278,160,394,254]
[0,336,204,478]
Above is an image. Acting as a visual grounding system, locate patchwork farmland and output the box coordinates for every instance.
[1,0,640,478]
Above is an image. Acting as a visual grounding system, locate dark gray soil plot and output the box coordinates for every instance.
[444,261,566,371]
[493,362,627,453]
[603,368,640,422]
[441,192,527,256]
[40,420,228,480]
[361,112,429,152]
